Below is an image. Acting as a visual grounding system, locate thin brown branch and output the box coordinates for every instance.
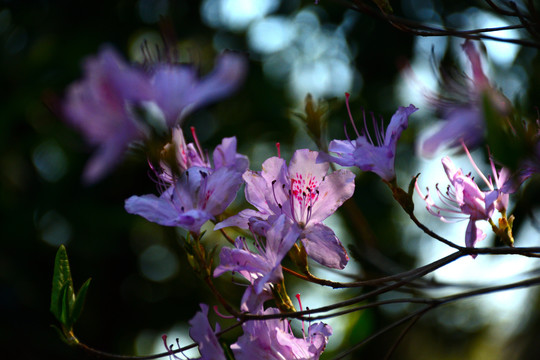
[345,0,540,48]
[383,312,424,360]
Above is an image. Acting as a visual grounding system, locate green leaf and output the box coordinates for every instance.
[50,245,74,321]
[59,282,74,327]
[71,278,91,324]
[483,94,526,171]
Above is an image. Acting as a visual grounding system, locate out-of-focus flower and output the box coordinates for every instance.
[231,306,332,360]
[125,166,243,234]
[63,47,247,184]
[319,93,417,182]
[216,149,355,269]
[150,52,247,126]
[163,303,225,360]
[63,47,154,184]
[419,40,511,157]
[214,215,301,311]
[416,143,513,252]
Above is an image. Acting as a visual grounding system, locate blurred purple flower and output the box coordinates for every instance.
[419,40,511,157]
[150,52,247,126]
[163,303,225,360]
[125,166,243,234]
[319,93,417,182]
[63,47,247,184]
[216,149,355,269]
[415,144,511,253]
[231,306,332,360]
[214,215,301,311]
[63,47,153,184]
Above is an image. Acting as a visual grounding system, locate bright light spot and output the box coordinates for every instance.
[248,16,295,54]
[398,35,447,112]
[32,140,68,182]
[139,245,179,282]
[290,58,354,100]
[467,10,520,67]
[397,58,437,111]
[201,0,280,31]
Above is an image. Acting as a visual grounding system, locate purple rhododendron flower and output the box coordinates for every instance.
[63,47,154,184]
[126,129,247,233]
[163,303,225,360]
[214,215,301,311]
[319,93,417,182]
[419,40,511,157]
[125,166,243,234]
[231,306,332,360]
[63,47,247,184]
[155,127,248,185]
[150,52,247,126]
[415,143,511,254]
[216,149,355,269]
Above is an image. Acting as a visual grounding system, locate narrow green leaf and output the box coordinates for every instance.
[50,245,74,320]
[59,283,73,327]
[71,278,91,324]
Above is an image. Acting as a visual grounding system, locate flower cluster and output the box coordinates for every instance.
[59,35,537,359]
[216,148,356,269]
[125,128,248,234]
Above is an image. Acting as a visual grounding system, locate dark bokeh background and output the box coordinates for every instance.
[2,0,540,359]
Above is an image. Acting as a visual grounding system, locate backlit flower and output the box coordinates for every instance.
[231,306,332,360]
[319,93,417,182]
[214,215,301,311]
[125,166,243,234]
[416,143,511,252]
[216,149,355,269]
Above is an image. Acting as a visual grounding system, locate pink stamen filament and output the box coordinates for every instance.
[162,334,185,360]
[371,112,383,146]
[379,116,386,144]
[295,293,306,339]
[461,140,492,190]
[363,110,375,145]
[276,142,281,158]
[213,305,235,319]
[344,93,361,138]
[190,126,206,164]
